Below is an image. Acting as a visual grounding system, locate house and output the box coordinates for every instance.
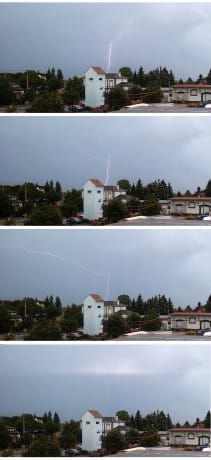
[84,66,128,107]
[170,197,211,216]
[81,410,125,452]
[82,294,127,336]
[171,84,211,104]
[169,428,211,447]
[83,179,126,221]
[171,312,211,332]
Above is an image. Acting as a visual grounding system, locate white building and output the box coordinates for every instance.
[171,84,211,104]
[84,66,128,108]
[169,428,211,447]
[170,197,211,216]
[81,409,125,452]
[83,179,127,221]
[83,294,127,336]
[171,312,211,332]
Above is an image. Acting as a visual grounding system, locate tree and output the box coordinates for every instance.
[205,179,211,197]
[0,422,10,449]
[26,320,62,340]
[117,179,131,194]
[105,199,127,223]
[207,69,211,85]
[27,204,62,225]
[105,86,129,111]
[60,421,81,448]
[62,88,80,106]
[205,295,211,312]
[204,410,211,428]
[103,313,128,338]
[116,410,131,426]
[139,431,160,447]
[0,77,14,105]
[29,93,64,112]
[24,435,60,456]
[117,295,132,308]
[142,311,162,331]
[0,190,13,218]
[0,305,12,333]
[102,430,126,454]
[119,67,133,80]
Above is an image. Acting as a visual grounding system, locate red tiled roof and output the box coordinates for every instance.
[90,294,104,302]
[171,197,211,201]
[90,179,104,187]
[169,428,210,432]
[89,410,102,418]
[173,84,211,89]
[171,312,211,316]
[92,66,105,75]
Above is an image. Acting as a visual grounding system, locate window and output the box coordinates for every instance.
[190,89,197,96]
[86,421,90,424]
[99,78,103,81]
[88,305,92,309]
[96,421,100,424]
[189,317,196,324]
[97,190,101,193]
[89,78,93,81]
[97,306,101,308]
[188,202,195,208]
[87,190,92,193]
[98,200,101,203]
[187,433,195,439]
[98,315,101,318]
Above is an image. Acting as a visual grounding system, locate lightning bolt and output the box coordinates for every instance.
[106,41,113,73]
[105,155,111,186]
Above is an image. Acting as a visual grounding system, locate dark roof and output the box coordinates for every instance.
[171,312,211,317]
[169,428,211,432]
[173,84,211,89]
[106,73,119,79]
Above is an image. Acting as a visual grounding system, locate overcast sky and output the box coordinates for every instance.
[1,116,211,193]
[0,344,210,423]
[1,3,211,80]
[1,229,211,308]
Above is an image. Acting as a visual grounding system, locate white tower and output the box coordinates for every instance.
[83,179,104,221]
[84,67,106,108]
[83,294,104,336]
[82,410,103,452]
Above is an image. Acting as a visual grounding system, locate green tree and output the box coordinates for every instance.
[0,422,10,449]
[205,179,211,197]
[105,199,127,223]
[105,86,129,111]
[0,77,14,105]
[26,320,62,340]
[27,204,62,225]
[0,191,13,218]
[117,295,132,308]
[103,313,128,338]
[102,430,126,454]
[205,295,211,312]
[29,93,64,112]
[142,311,162,331]
[60,421,81,448]
[117,179,131,194]
[139,431,160,447]
[0,305,12,333]
[62,88,80,106]
[115,410,131,426]
[204,410,211,428]
[24,435,60,456]
[119,67,133,80]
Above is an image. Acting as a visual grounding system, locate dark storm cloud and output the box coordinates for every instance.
[1,229,211,308]
[1,3,211,79]
[1,117,211,193]
[0,344,210,422]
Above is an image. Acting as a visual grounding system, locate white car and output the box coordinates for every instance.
[203,216,211,221]
[203,331,211,336]
[202,447,211,452]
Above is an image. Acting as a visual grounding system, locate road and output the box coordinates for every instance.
[112,332,211,341]
[110,216,211,226]
[111,448,210,457]
[118,103,211,113]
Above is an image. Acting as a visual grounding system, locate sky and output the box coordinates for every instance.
[0,344,210,423]
[1,116,211,193]
[1,228,211,308]
[1,3,211,80]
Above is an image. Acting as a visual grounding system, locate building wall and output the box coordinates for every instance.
[171,315,211,331]
[85,68,105,107]
[169,430,210,447]
[83,180,104,220]
[170,200,211,216]
[172,87,211,103]
[82,411,103,452]
[83,295,104,335]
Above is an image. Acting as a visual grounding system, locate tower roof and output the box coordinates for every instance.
[90,294,104,302]
[90,179,104,187]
